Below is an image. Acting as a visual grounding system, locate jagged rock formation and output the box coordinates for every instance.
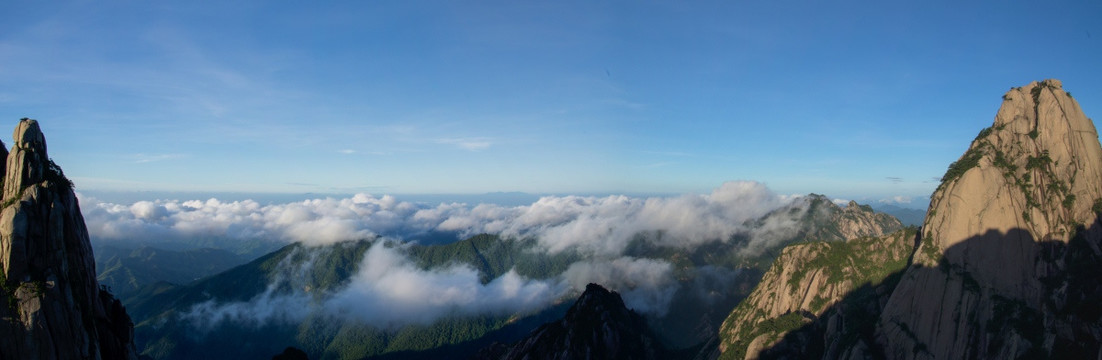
[878,80,1102,358]
[736,195,903,261]
[0,119,139,359]
[717,79,1102,359]
[477,283,666,360]
[717,229,917,360]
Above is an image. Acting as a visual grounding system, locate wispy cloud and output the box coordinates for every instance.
[879,196,913,204]
[338,149,356,154]
[886,176,903,184]
[133,153,186,163]
[435,137,492,151]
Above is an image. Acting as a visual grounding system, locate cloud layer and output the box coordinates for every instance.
[85,181,797,329]
[82,181,790,256]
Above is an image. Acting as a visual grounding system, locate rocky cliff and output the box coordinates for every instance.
[0,119,139,359]
[717,228,917,360]
[718,79,1102,359]
[477,283,666,360]
[878,80,1102,359]
[736,195,903,263]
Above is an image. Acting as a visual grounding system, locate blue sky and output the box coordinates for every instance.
[0,1,1099,205]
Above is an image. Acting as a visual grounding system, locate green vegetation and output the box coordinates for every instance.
[941,144,984,183]
[407,234,578,282]
[992,150,1017,174]
[808,295,829,313]
[1063,194,1076,210]
[46,159,74,192]
[722,228,916,359]
[719,312,808,360]
[1092,198,1102,214]
[1025,153,1052,170]
[782,233,908,293]
[975,126,993,140]
[130,234,587,360]
[920,234,940,263]
[1028,129,1039,139]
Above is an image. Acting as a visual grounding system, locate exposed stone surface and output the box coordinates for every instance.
[717,229,916,360]
[717,79,1102,360]
[0,119,139,360]
[477,283,666,360]
[738,195,903,259]
[877,79,1102,359]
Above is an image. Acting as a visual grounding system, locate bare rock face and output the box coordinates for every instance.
[717,79,1102,360]
[877,80,1102,359]
[717,229,916,360]
[0,119,139,360]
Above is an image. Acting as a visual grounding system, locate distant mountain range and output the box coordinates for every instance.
[95,245,249,296]
[121,193,901,359]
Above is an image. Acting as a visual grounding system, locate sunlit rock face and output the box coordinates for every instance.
[0,119,139,360]
[717,80,1102,360]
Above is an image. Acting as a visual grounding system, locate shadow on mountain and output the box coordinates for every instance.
[749,219,1102,359]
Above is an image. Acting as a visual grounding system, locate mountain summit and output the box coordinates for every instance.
[0,119,139,359]
[478,283,666,360]
[880,80,1102,358]
[718,79,1102,359]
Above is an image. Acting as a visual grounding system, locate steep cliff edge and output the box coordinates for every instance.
[718,79,1102,359]
[0,119,139,359]
[717,228,917,360]
[877,79,1102,359]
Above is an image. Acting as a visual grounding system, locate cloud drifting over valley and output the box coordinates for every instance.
[84,181,797,328]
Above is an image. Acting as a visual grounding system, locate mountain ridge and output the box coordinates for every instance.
[716,79,1102,359]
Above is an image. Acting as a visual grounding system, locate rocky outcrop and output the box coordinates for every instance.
[717,229,917,360]
[0,119,139,359]
[717,79,1102,360]
[478,283,666,360]
[876,79,1102,359]
[738,195,903,259]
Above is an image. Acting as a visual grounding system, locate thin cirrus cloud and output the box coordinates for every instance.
[133,153,187,164]
[434,137,493,151]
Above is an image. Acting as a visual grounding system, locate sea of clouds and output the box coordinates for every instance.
[82,181,803,329]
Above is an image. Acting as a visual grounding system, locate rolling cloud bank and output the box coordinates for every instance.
[82,181,805,329]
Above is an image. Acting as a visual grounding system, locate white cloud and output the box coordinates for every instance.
[133,153,186,163]
[324,242,563,328]
[81,181,791,255]
[181,240,682,330]
[435,137,493,151]
[110,182,841,331]
[879,195,913,204]
[561,257,678,316]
